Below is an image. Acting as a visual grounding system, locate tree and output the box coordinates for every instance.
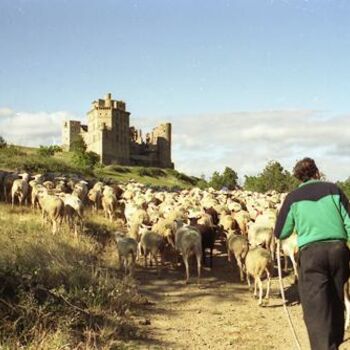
[244,160,299,193]
[0,136,7,148]
[208,167,239,190]
[337,178,350,198]
[221,167,238,190]
[70,135,99,170]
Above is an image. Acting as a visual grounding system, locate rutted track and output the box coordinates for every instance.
[128,243,350,349]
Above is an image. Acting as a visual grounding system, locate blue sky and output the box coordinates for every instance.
[1,0,350,181]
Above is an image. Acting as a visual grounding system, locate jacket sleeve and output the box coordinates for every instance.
[339,189,350,240]
[274,195,295,240]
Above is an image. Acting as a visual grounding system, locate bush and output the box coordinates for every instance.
[72,151,100,170]
[37,145,62,157]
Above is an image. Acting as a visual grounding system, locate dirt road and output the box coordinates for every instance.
[129,245,350,350]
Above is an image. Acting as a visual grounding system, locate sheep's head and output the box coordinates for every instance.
[139,224,152,236]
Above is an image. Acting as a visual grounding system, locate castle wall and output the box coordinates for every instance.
[62,120,81,150]
[149,123,173,168]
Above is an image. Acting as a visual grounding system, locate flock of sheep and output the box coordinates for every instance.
[0,171,299,306]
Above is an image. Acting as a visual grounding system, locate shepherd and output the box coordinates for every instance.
[274,157,350,350]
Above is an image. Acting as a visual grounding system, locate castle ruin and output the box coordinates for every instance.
[62,93,174,168]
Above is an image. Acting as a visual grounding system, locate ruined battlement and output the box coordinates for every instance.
[62,93,174,168]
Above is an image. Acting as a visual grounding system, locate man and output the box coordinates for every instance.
[274,157,350,350]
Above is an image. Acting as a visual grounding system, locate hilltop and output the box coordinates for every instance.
[0,145,200,189]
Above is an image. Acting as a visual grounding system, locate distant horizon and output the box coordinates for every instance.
[1,0,350,181]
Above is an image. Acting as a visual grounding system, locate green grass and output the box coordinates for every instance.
[0,204,147,349]
[0,145,199,189]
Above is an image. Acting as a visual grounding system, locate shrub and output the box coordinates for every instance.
[72,151,100,170]
[137,168,166,178]
[37,145,60,157]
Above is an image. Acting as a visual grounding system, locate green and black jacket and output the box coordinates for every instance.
[274,179,350,248]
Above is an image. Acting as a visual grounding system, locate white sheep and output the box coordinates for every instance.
[102,193,117,221]
[173,219,202,284]
[138,225,164,274]
[245,246,273,306]
[279,233,298,280]
[227,232,249,282]
[58,193,84,238]
[248,220,275,260]
[113,232,138,276]
[11,173,30,207]
[38,192,64,235]
[73,180,88,201]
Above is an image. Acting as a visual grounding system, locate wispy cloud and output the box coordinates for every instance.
[1,107,349,181]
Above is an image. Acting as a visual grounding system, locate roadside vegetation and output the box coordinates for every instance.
[0,204,147,349]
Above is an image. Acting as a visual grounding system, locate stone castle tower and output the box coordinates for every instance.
[62,93,173,168]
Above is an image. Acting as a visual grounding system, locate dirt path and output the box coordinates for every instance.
[128,245,350,350]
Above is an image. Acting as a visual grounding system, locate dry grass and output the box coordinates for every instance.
[0,204,147,349]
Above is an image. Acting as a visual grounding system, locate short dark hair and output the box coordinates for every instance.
[293,157,319,182]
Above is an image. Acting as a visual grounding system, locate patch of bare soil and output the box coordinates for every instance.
[125,242,350,349]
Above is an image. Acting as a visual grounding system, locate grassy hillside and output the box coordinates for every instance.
[0,145,200,189]
[0,204,147,349]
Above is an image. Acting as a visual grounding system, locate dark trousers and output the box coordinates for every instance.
[298,241,350,350]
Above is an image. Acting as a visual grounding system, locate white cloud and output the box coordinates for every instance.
[1,106,349,182]
[0,108,80,147]
[161,109,350,182]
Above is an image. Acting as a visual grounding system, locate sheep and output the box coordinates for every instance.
[245,246,273,306]
[227,232,249,282]
[73,180,88,201]
[4,173,19,203]
[219,214,239,233]
[38,192,64,235]
[88,187,102,211]
[203,207,220,226]
[232,210,250,235]
[31,183,46,209]
[0,171,6,201]
[11,173,30,207]
[113,232,138,276]
[248,220,275,260]
[173,219,202,284]
[130,208,150,227]
[279,233,298,280]
[58,193,84,238]
[138,225,165,274]
[43,180,55,190]
[55,179,69,193]
[102,192,117,221]
[127,222,141,242]
[188,216,217,268]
